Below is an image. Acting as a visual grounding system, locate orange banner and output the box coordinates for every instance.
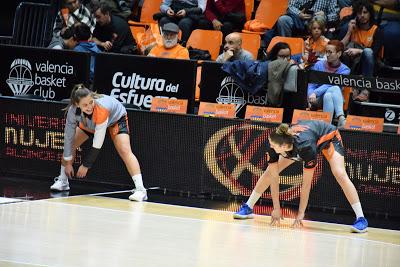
[150,98,188,114]
[245,106,283,123]
[291,109,331,124]
[198,102,236,118]
[344,115,384,132]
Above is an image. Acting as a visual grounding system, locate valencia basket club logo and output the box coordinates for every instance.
[6,59,34,96]
[204,124,323,201]
[216,76,246,114]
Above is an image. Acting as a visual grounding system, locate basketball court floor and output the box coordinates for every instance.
[1,187,399,267]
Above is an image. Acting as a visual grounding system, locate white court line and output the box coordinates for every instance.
[41,198,400,247]
[0,259,48,266]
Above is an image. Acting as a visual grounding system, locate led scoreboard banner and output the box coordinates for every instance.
[1,97,400,216]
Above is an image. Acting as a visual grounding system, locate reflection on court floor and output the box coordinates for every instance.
[0,196,399,267]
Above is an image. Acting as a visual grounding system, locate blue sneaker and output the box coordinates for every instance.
[233,203,254,219]
[351,217,368,233]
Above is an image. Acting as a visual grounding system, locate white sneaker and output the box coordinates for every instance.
[50,177,70,191]
[129,189,148,202]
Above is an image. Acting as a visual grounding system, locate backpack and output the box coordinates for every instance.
[187,47,211,60]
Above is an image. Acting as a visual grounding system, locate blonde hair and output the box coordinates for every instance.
[269,124,294,145]
[308,17,326,33]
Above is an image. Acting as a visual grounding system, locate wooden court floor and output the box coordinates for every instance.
[0,195,399,267]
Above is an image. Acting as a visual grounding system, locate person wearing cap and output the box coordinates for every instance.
[148,23,190,60]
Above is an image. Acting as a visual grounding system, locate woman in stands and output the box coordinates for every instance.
[308,40,349,127]
[50,84,147,202]
[233,120,368,233]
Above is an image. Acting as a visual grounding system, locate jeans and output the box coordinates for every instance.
[361,48,374,77]
[276,15,294,36]
[317,86,344,121]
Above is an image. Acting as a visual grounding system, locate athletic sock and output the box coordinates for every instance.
[351,202,365,219]
[246,191,262,209]
[132,174,145,191]
[59,166,68,180]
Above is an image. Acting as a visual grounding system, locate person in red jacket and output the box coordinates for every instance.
[199,0,246,37]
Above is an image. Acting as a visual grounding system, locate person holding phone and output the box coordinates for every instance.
[276,0,340,37]
[341,0,380,102]
[158,0,207,44]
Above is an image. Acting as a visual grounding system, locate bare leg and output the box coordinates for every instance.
[112,133,141,176]
[327,151,360,205]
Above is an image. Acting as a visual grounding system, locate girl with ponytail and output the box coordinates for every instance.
[51,84,147,202]
[234,120,368,233]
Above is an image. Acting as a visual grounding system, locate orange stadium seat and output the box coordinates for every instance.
[239,32,261,59]
[340,7,353,21]
[128,0,163,26]
[130,25,145,42]
[186,29,223,60]
[242,0,288,34]
[343,86,352,111]
[244,0,255,21]
[267,36,304,55]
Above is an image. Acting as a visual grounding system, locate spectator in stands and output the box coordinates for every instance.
[265,42,299,107]
[371,0,400,78]
[216,32,253,63]
[148,22,190,59]
[201,0,246,38]
[156,0,207,45]
[276,0,340,37]
[267,42,292,61]
[307,40,349,127]
[92,2,138,54]
[48,27,78,49]
[341,0,379,102]
[302,17,330,67]
[73,23,101,82]
[89,0,133,20]
[53,0,96,37]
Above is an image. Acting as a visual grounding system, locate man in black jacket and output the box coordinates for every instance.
[92,2,137,54]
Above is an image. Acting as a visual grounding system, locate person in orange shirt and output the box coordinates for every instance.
[302,17,330,67]
[148,23,190,60]
[341,0,380,101]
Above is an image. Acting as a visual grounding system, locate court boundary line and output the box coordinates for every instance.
[40,197,400,247]
[0,259,48,267]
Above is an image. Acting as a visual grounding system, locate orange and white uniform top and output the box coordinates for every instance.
[148,43,190,60]
[63,94,126,165]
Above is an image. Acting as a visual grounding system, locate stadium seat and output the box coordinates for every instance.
[186,29,223,60]
[343,86,352,112]
[239,32,261,59]
[244,0,255,21]
[130,25,145,43]
[128,0,163,26]
[242,0,288,34]
[339,7,353,21]
[267,36,304,55]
